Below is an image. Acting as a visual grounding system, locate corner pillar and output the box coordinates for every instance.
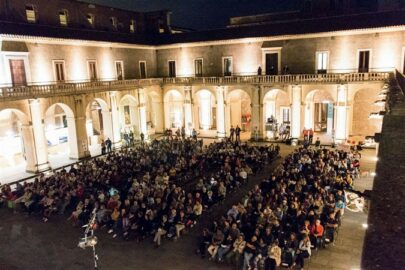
[27,99,50,172]
[290,85,302,139]
[335,84,348,142]
[184,86,193,135]
[216,86,226,138]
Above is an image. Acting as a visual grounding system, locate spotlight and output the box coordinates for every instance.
[78,235,98,249]
[362,223,368,229]
[370,172,376,177]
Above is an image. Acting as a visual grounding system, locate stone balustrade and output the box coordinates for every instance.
[0,72,390,101]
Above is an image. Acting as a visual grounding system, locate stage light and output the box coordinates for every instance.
[78,235,98,249]
[362,223,368,229]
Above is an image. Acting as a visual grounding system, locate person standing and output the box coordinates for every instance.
[230,126,235,142]
[106,137,112,153]
[101,140,106,155]
[235,125,241,142]
[254,126,259,141]
[181,126,186,140]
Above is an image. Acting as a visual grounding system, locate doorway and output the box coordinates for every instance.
[9,59,27,86]
[265,53,279,75]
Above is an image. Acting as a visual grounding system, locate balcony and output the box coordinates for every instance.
[0,72,390,101]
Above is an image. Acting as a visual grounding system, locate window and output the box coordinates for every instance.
[87,14,95,26]
[87,61,98,81]
[26,4,37,23]
[358,50,370,73]
[194,58,203,77]
[223,57,233,76]
[59,10,68,26]
[130,19,136,33]
[316,51,328,74]
[115,61,124,80]
[139,61,147,79]
[9,59,27,86]
[53,61,65,82]
[168,60,176,77]
[281,107,290,123]
[110,17,118,30]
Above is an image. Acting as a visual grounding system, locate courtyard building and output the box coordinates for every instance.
[0,0,402,178]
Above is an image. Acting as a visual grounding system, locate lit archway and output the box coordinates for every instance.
[85,98,112,155]
[119,95,139,137]
[44,103,78,160]
[352,88,381,138]
[0,109,29,181]
[227,89,251,135]
[194,90,216,131]
[304,90,335,135]
[164,90,184,129]
[146,92,162,134]
[263,89,290,139]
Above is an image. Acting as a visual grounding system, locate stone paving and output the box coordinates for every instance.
[0,145,377,270]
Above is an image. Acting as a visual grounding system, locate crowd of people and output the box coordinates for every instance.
[197,146,361,270]
[0,135,278,248]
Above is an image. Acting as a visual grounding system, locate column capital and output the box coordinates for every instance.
[28,98,40,105]
[184,85,192,92]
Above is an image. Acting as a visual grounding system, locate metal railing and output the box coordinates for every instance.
[0,72,390,101]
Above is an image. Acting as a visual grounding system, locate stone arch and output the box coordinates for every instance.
[0,108,30,176]
[304,89,335,134]
[193,89,217,131]
[164,89,184,129]
[352,88,382,138]
[44,103,79,159]
[85,97,113,155]
[118,94,139,137]
[263,89,290,139]
[226,89,252,132]
[146,91,163,133]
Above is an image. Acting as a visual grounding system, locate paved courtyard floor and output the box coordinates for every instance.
[0,145,377,270]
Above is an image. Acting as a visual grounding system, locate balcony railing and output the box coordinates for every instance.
[0,72,390,100]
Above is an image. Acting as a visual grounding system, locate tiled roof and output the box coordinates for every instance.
[1,9,405,46]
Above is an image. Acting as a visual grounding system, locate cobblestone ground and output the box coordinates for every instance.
[0,145,376,270]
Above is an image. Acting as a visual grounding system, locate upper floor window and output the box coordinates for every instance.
[53,61,66,82]
[87,14,95,26]
[168,60,176,77]
[87,60,98,81]
[159,21,165,33]
[110,17,118,30]
[59,10,68,26]
[130,19,136,33]
[26,4,37,23]
[195,58,203,77]
[316,51,328,74]
[358,50,370,73]
[115,61,124,80]
[139,61,147,79]
[223,57,233,76]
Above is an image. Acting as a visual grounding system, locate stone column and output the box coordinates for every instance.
[70,96,90,159]
[27,99,50,172]
[290,85,302,140]
[137,88,148,139]
[183,86,193,135]
[109,91,121,145]
[216,86,226,138]
[250,85,263,140]
[335,84,348,142]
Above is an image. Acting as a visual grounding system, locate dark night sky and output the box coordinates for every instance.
[82,0,299,30]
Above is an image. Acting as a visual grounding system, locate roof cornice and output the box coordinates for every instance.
[1,25,405,50]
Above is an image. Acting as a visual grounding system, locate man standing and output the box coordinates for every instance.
[181,126,186,140]
[106,137,112,152]
[230,126,235,142]
[235,125,241,142]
